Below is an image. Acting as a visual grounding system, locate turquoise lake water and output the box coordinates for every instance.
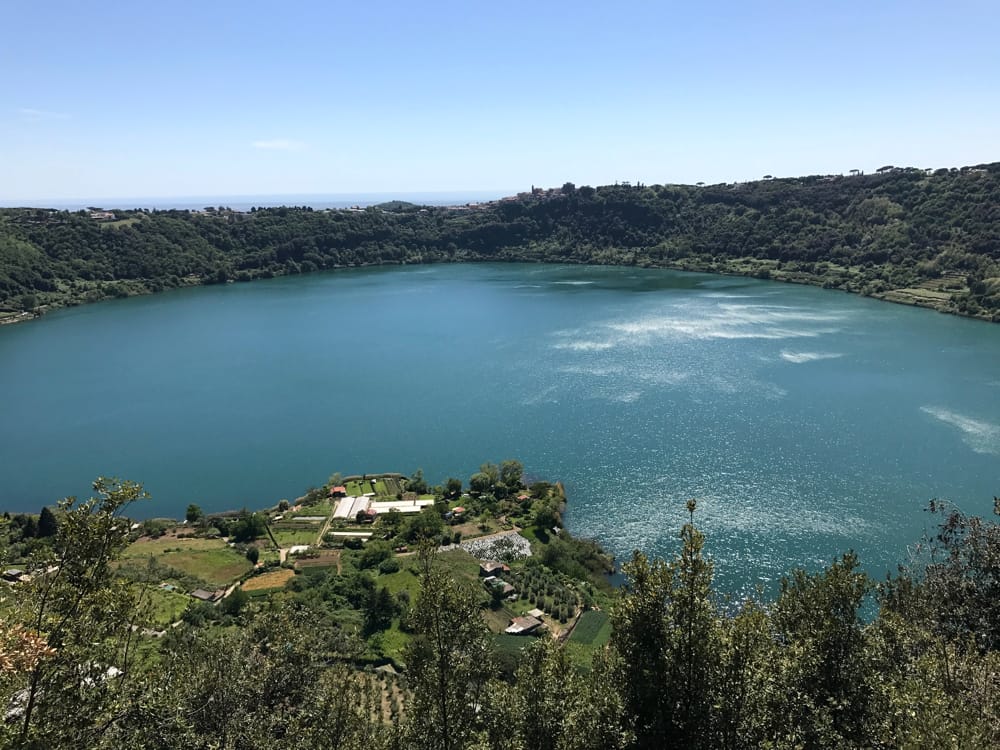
[2,264,998,593]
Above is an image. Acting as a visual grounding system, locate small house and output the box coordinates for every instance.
[505,615,543,635]
[479,560,510,577]
[190,588,224,602]
[328,485,348,498]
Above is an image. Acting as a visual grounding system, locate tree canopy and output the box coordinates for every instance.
[2,163,999,321]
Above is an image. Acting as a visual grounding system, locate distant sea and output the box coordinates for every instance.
[0,191,515,212]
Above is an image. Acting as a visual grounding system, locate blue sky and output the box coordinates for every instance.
[2,0,998,202]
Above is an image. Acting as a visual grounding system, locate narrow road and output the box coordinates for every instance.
[315,501,338,546]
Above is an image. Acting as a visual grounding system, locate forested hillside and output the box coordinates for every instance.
[2,162,999,322]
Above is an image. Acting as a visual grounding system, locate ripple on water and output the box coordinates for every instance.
[920,406,1000,455]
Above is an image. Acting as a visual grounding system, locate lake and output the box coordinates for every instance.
[2,263,998,594]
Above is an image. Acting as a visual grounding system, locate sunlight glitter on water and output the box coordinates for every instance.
[2,264,998,595]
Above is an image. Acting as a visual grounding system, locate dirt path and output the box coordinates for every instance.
[556,608,584,643]
[315,503,338,546]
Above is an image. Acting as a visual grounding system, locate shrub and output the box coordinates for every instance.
[378,558,401,575]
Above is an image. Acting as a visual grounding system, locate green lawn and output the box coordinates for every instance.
[378,567,422,598]
[377,548,480,600]
[493,633,536,656]
[123,535,224,558]
[123,534,252,588]
[157,548,252,588]
[140,586,190,627]
[567,610,611,647]
[272,528,319,547]
[345,480,366,496]
[368,622,410,664]
[289,500,332,517]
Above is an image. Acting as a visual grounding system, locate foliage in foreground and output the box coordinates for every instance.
[1,482,998,749]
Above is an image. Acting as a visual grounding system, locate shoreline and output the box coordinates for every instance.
[3,256,996,329]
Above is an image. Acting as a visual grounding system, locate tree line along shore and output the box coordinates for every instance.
[1,162,998,325]
[2,463,999,748]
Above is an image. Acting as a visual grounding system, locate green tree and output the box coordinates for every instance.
[469,472,492,494]
[220,586,249,616]
[666,499,721,748]
[765,552,874,748]
[612,500,722,749]
[185,503,202,524]
[110,609,389,749]
[406,468,429,494]
[5,478,148,749]
[364,586,396,635]
[499,459,524,490]
[231,512,267,542]
[379,507,403,534]
[715,599,772,749]
[445,477,463,497]
[405,547,494,750]
[360,540,392,569]
[403,506,444,543]
[246,546,260,564]
[611,550,672,748]
[37,506,58,538]
[883,500,1000,651]
[479,462,500,487]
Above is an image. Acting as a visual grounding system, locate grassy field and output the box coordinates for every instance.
[377,567,422,598]
[124,534,252,588]
[140,586,190,627]
[494,633,537,656]
[377,548,480,601]
[567,610,611,647]
[271,528,320,547]
[159,548,251,588]
[369,624,410,663]
[241,568,295,592]
[289,500,332,517]
[123,535,223,558]
[345,480,366,496]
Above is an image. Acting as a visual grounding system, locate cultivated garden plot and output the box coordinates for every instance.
[241,567,296,593]
[567,610,611,647]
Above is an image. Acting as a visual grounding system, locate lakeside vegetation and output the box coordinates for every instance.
[2,162,999,325]
[2,468,998,748]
